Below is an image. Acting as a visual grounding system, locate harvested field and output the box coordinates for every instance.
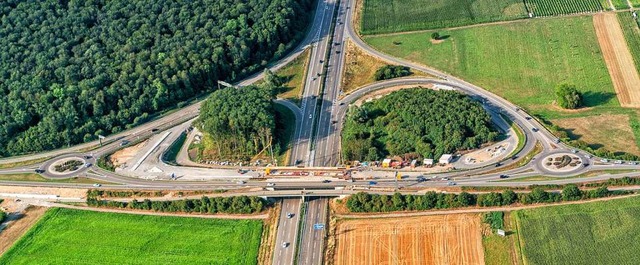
[552,114,640,155]
[594,13,640,108]
[334,214,484,265]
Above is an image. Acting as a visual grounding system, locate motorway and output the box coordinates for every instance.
[289,0,338,167]
[272,198,302,265]
[297,197,329,265]
[3,1,640,264]
[311,0,349,168]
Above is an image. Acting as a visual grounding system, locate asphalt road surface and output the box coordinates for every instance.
[273,198,301,265]
[290,0,337,167]
[297,197,329,265]
[312,0,349,167]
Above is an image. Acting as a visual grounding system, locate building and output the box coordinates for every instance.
[439,154,453,165]
[382,159,392,168]
[423,159,434,167]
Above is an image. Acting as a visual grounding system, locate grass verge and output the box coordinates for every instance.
[162,132,186,165]
[0,173,114,185]
[274,103,297,166]
[275,48,311,105]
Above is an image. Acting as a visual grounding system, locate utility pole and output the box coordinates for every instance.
[98,135,105,146]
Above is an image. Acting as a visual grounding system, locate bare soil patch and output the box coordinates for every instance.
[110,140,147,167]
[552,114,640,155]
[333,214,485,265]
[0,186,87,199]
[593,13,640,108]
[0,206,48,255]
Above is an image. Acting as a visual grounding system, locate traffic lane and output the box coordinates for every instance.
[273,198,301,265]
[293,0,337,166]
[298,197,328,265]
[313,2,348,167]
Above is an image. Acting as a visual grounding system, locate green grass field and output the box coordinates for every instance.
[514,195,640,264]
[631,0,640,8]
[611,0,631,9]
[524,0,603,16]
[360,0,527,34]
[0,208,263,265]
[366,16,618,119]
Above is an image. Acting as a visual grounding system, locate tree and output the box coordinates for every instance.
[562,184,582,201]
[431,32,440,40]
[555,83,583,109]
[373,65,412,81]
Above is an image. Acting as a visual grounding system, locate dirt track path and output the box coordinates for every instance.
[593,12,640,107]
[336,193,640,219]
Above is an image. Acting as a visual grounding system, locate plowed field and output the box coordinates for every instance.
[334,214,484,265]
[594,12,640,108]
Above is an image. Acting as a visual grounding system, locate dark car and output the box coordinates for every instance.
[35,169,45,173]
[499,174,509,179]
[368,181,377,185]
[495,162,502,167]
[151,128,159,132]
[322,180,331,183]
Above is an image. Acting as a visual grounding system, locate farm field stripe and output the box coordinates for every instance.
[593,12,640,108]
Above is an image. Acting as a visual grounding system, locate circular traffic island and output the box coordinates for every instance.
[540,153,583,173]
[49,157,86,176]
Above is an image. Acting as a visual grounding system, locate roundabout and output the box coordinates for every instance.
[40,153,95,179]
[535,151,588,176]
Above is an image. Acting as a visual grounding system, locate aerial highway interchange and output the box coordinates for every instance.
[2,0,640,264]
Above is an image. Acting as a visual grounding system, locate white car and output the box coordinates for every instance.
[93,183,101,187]
[266,183,275,187]
[282,242,289,248]
[309,114,312,119]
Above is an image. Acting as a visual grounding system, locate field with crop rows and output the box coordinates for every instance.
[0,208,263,264]
[611,0,631,9]
[617,12,640,75]
[514,196,640,264]
[524,0,603,16]
[334,214,484,264]
[360,0,527,34]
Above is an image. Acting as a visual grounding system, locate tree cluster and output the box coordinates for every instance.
[0,210,5,224]
[87,195,268,214]
[482,211,504,230]
[373,65,412,81]
[345,186,630,213]
[555,83,583,109]
[196,74,281,160]
[0,0,313,156]
[342,88,498,161]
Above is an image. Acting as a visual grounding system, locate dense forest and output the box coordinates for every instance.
[0,0,313,156]
[196,71,281,161]
[341,88,499,161]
